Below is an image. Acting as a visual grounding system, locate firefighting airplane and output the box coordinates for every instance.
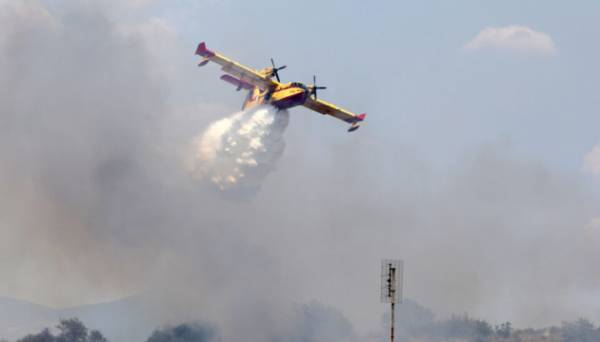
[195,42,366,132]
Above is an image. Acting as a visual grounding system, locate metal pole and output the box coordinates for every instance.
[391,301,395,342]
[390,266,396,342]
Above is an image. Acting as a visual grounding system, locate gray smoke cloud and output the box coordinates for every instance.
[0,2,299,341]
[0,0,169,304]
[1,1,600,342]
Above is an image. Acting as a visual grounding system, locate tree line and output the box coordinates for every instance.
[394,299,600,342]
[2,319,215,342]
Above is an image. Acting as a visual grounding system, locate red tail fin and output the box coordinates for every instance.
[195,42,215,57]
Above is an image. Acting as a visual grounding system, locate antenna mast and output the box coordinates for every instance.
[381,259,403,342]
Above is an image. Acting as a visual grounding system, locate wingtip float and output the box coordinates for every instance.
[195,41,367,132]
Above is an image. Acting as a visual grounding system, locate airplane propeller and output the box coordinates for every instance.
[310,75,327,100]
[270,58,287,82]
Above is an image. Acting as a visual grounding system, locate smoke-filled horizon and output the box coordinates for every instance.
[1,1,600,341]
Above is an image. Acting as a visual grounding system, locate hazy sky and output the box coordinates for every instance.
[1,0,600,339]
[148,0,600,171]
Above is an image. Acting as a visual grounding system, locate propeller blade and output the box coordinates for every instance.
[311,75,325,99]
[270,58,285,82]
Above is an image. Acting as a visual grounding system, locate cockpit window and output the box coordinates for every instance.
[291,82,307,89]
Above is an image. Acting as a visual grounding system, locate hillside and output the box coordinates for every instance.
[0,296,154,342]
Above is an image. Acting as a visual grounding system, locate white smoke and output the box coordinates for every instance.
[188,105,289,194]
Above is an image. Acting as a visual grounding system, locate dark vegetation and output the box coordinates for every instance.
[6,320,215,342]
[5,305,600,342]
[146,323,216,342]
[399,317,600,341]
[394,299,600,342]
[14,318,107,342]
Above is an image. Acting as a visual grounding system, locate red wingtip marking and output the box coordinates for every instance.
[356,113,366,121]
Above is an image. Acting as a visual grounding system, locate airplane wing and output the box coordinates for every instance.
[303,96,366,132]
[195,42,276,90]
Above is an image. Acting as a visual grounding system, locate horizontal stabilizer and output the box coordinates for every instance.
[197,57,210,67]
[348,122,361,132]
[220,75,254,90]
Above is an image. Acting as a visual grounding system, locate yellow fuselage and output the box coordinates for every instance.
[243,83,309,110]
